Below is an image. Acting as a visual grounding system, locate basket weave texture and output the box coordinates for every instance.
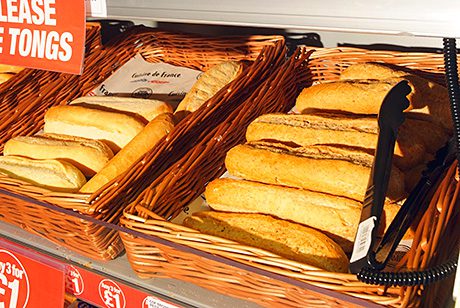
[121,47,460,307]
[0,24,285,260]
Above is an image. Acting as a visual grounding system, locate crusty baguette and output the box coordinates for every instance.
[184,211,349,272]
[225,141,406,202]
[44,105,146,153]
[175,61,243,119]
[80,113,175,193]
[246,113,428,170]
[205,178,412,253]
[0,64,24,74]
[4,134,114,177]
[339,63,452,131]
[0,156,86,192]
[0,73,14,84]
[340,63,408,80]
[295,78,405,115]
[70,96,173,122]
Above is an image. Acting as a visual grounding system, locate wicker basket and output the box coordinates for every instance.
[0,24,285,260]
[120,47,460,307]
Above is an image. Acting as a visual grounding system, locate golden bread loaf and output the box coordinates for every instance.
[0,73,14,84]
[339,62,452,131]
[69,96,173,122]
[44,105,146,153]
[246,113,433,170]
[0,156,86,192]
[80,113,175,193]
[205,178,412,253]
[175,61,244,119]
[4,134,114,177]
[0,64,24,74]
[184,211,349,272]
[225,141,406,202]
[295,79,405,115]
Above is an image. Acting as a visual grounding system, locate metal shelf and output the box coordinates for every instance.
[106,0,460,38]
[0,220,258,308]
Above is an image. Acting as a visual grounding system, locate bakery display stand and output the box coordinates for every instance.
[0,0,459,307]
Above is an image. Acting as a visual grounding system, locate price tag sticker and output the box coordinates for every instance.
[143,296,181,308]
[0,0,86,74]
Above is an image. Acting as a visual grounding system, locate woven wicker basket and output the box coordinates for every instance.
[120,47,460,307]
[0,24,285,260]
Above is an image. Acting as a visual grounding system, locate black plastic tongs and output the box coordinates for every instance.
[350,80,458,275]
[349,80,411,274]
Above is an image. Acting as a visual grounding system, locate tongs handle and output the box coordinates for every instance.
[350,80,411,274]
[373,138,456,267]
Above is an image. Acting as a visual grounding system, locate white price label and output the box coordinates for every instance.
[350,216,376,263]
[86,0,107,17]
[143,296,180,308]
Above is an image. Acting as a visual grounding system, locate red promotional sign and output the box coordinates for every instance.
[66,266,183,308]
[0,1,86,74]
[0,248,64,308]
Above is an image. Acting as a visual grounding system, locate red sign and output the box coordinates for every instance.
[0,1,86,74]
[98,279,126,308]
[66,266,183,308]
[0,247,64,308]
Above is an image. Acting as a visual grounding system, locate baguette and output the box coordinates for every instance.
[70,96,173,122]
[175,61,244,119]
[246,113,428,170]
[0,73,14,84]
[339,63,452,131]
[295,78,406,115]
[4,134,114,177]
[44,105,146,153]
[184,211,349,272]
[80,113,175,193]
[225,141,406,201]
[205,178,412,253]
[0,64,24,74]
[0,156,86,192]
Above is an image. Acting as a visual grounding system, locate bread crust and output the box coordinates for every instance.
[80,113,175,193]
[206,178,414,252]
[246,113,429,170]
[225,141,406,202]
[0,156,86,192]
[44,105,146,152]
[339,63,452,131]
[4,134,114,177]
[184,211,349,272]
[295,79,404,115]
[175,61,243,119]
[70,96,173,122]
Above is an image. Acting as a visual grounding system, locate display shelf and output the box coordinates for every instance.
[0,220,258,308]
[105,0,460,38]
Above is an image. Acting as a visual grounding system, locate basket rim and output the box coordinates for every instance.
[0,28,285,215]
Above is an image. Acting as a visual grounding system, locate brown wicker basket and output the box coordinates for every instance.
[0,24,285,260]
[120,47,460,307]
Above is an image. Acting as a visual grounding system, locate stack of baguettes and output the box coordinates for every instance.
[0,60,245,193]
[0,97,175,192]
[184,63,451,273]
